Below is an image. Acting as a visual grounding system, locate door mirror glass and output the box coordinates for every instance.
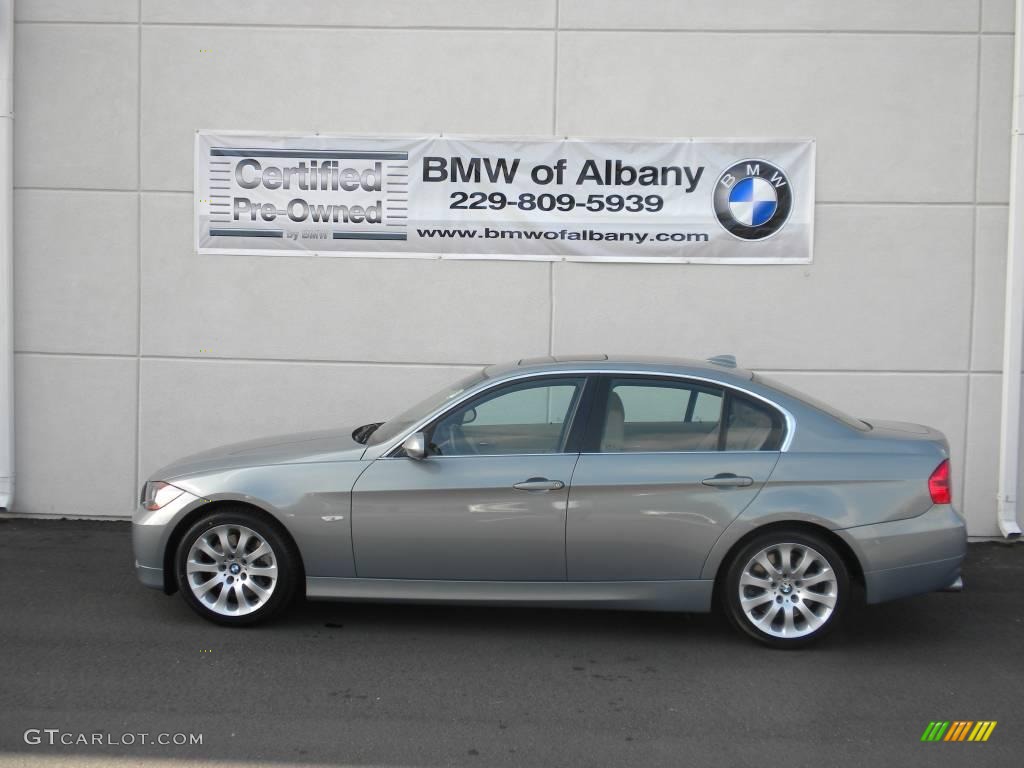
[402,432,428,460]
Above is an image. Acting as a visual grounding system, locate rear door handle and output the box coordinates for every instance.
[702,473,754,488]
[513,478,565,491]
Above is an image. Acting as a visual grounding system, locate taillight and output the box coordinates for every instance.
[929,459,952,505]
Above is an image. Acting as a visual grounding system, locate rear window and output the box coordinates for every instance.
[752,374,871,432]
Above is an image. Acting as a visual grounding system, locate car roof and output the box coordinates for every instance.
[483,354,755,383]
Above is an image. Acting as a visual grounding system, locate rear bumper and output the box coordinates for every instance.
[861,555,964,604]
[837,504,966,604]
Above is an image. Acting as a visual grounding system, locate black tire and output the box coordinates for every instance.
[174,507,300,626]
[722,528,849,649]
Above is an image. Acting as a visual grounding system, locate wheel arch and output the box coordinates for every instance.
[161,499,306,595]
[709,520,865,607]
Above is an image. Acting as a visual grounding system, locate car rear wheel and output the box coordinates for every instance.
[175,508,300,626]
[723,529,849,648]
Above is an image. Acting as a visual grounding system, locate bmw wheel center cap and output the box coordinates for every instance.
[713,160,793,240]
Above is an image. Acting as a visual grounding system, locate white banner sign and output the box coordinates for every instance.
[195,132,814,263]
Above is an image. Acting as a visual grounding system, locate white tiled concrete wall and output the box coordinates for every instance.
[9,1,1017,535]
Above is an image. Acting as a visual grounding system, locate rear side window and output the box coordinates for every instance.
[594,377,785,453]
[724,396,785,451]
[599,379,724,452]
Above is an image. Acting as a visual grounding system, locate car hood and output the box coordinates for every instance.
[151,427,369,481]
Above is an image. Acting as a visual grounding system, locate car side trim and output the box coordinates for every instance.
[305,576,715,612]
[375,449,783,461]
[369,369,796,460]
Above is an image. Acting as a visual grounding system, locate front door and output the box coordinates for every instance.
[567,376,783,581]
[352,376,588,581]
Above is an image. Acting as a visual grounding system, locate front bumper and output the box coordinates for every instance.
[837,504,967,604]
[132,487,201,592]
[134,561,164,589]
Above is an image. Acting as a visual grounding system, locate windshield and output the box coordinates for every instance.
[753,374,871,431]
[367,370,488,446]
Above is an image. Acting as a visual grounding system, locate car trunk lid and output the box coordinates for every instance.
[861,419,950,454]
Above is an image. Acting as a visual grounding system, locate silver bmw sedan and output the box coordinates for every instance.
[133,355,965,648]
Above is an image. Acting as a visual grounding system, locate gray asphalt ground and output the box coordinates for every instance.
[0,518,1021,768]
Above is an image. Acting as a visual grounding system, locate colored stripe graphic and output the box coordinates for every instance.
[972,722,997,742]
[922,721,996,742]
[945,721,971,741]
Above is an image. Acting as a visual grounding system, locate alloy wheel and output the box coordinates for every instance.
[737,542,839,639]
[185,524,278,617]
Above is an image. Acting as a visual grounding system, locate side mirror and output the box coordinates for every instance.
[402,432,428,460]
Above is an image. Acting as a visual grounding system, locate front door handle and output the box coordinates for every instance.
[513,477,565,492]
[702,473,754,488]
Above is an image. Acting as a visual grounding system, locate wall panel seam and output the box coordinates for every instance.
[16,21,1011,35]
[960,1,984,515]
[548,0,559,356]
[134,0,143,502]
[11,352,988,375]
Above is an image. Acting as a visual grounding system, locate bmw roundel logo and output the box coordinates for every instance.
[713,160,793,240]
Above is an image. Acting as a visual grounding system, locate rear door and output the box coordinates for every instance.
[566,375,782,581]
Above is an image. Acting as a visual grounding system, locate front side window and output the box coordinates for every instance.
[429,378,585,456]
[600,379,724,452]
[368,370,487,446]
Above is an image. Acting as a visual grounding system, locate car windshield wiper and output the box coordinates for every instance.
[351,422,384,444]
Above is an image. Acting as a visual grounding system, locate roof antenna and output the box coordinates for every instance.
[706,354,737,368]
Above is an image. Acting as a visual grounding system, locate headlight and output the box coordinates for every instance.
[141,481,185,511]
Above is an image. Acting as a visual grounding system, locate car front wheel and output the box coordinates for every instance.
[723,530,849,648]
[175,508,299,626]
